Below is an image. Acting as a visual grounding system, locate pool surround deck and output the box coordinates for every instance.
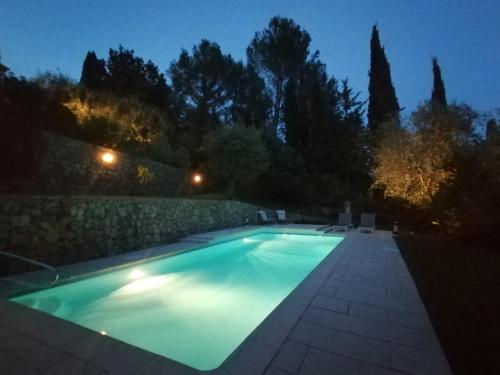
[0,225,452,374]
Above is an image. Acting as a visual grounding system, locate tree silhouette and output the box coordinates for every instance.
[226,63,271,129]
[367,25,400,136]
[283,79,299,148]
[247,17,311,134]
[80,51,107,90]
[431,57,447,108]
[106,45,170,109]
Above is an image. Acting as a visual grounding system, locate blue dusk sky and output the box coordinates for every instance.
[1,0,499,114]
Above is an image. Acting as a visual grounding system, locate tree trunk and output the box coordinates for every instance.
[272,78,283,134]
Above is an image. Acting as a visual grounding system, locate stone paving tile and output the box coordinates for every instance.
[45,356,104,375]
[289,321,340,353]
[311,295,349,314]
[264,367,292,375]
[205,367,232,375]
[306,297,441,354]
[1,334,42,358]
[404,300,428,315]
[0,324,17,340]
[334,330,392,368]
[271,296,310,327]
[14,309,65,333]
[353,285,387,298]
[388,309,432,331]
[248,318,292,349]
[90,342,197,375]
[23,319,94,348]
[21,343,73,371]
[386,288,421,303]
[349,302,388,322]
[0,350,17,372]
[0,304,39,326]
[318,283,339,298]
[292,279,324,299]
[361,363,407,374]
[386,283,419,295]
[335,288,372,304]
[390,344,452,375]
[387,324,442,353]
[299,347,363,375]
[368,295,412,312]
[365,319,442,353]
[271,340,308,373]
[222,341,276,375]
[2,359,39,375]
[303,306,366,336]
[61,333,119,361]
[0,299,25,316]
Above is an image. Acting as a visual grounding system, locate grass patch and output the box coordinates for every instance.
[395,234,500,375]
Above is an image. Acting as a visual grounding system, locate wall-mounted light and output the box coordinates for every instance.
[101,152,115,164]
[192,173,203,185]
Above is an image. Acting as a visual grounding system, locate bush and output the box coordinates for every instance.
[257,145,312,204]
[203,125,269,196]
[78,116,121,146]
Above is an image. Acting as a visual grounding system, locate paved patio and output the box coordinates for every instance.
[0,226,452,374]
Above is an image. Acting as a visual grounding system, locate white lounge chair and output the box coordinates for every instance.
[276,210,287,223]
[358,213,376,233]
[257,210,275,224]
[326,213,353,232]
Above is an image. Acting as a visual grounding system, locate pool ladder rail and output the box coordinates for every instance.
[0,250,60,291]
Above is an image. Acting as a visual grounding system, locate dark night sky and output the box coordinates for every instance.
[1,0,499,114]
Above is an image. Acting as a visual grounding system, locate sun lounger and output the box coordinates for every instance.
[276,210,287,223]
[358,213,376,233]
[325,213,353,232]
[257,210,275,224]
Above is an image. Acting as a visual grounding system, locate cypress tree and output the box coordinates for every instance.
[367,25,400,135]
[486,119,499,141]
[431,57,447,107]
[80,51,107,90]
[283,79,300,149]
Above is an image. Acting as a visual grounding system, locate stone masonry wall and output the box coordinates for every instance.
[36,132,184,196]
[0,196,272,267]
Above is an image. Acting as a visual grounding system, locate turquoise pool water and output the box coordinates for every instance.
[12,232,343,370]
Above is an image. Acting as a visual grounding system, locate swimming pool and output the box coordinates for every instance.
[11,231,343,370]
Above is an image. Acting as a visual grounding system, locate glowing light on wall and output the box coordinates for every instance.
[101,152,115,164]
[192,173,203,184]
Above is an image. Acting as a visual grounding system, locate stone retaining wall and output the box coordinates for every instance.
[0,196,272,266]
[36,131,184,196]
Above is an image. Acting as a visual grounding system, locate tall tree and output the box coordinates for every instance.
[226,63,271,128]
[169,40,234,165]
[283,79,299,148]
[106,45,170,109]
[431,57,447,108]
[486,118,499,141]
[367,25,400,135]
[80,51,107,90]
[247,17,311,134]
